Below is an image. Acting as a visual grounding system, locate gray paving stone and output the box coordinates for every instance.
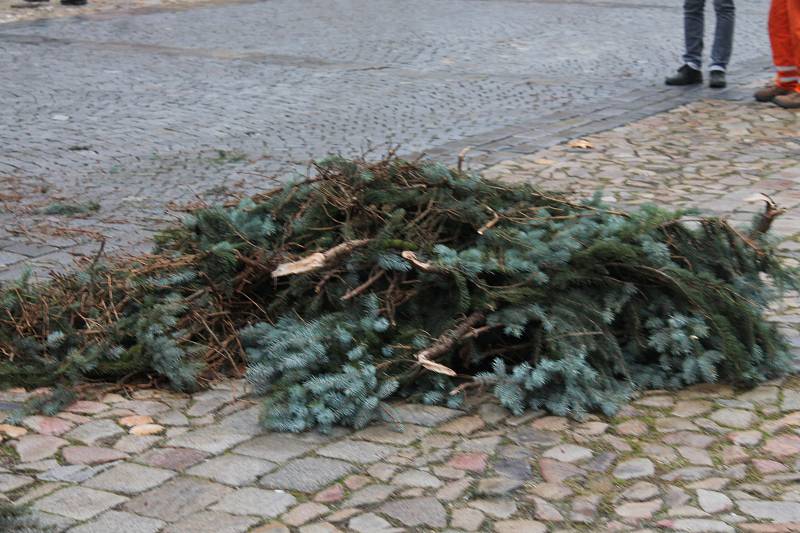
[84,462,176,494]
[156,410,190,426]
[166,425,252,454]
[492,456,533,480]
[162,511,260,533]
[136,447,209,471]
[29,511,76,532]
[316,440,397,463]
[0,250,26,268]
[3,242,59,258]
[211,487,296,517]
[187,391,232,417]
[710,408,756,429]
[0,472,34,492]
[661,466,715,482]
[217,406,263,435]
[15,459,60,473]
[494,519,547,533]
[61,446,129,465]
[473,498,523,521]
[34,486,127,521]
[281,502,329,527]
[124,477,233,522]
[234,434,317,462]
[613,458,655,480]
[782,390,800,411]
[451,507,486,531]
[475,477,525,496]
[542,444,593,463]
[668,519,735,532]
[115,400,170,416]
[697,489,733,513]
[65,510,165,533]
[737,499,800,521]
[344,484,398,507]
[392,469,443,488]
[349,512,401,533]
[379,496,448,528]
[13,435,68,462]
[509,427,561,447]
[260,457,356,492]
[297,523,340,533]
[389,404,462,427]
[351,424,430,445]
[38,464,108,483]
[64,419,124,445]
[10,480,64,506]
[187,454,277,486]
[113,435,160,454]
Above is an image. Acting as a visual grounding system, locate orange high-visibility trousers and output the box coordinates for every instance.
[769,0,800,92]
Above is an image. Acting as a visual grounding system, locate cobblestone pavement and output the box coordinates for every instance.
[0,0,778,279]
[1,99,799,532]
[0,0,227,25]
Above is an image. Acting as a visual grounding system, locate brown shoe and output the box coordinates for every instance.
[754,85,792,102]
[774,92,800,109]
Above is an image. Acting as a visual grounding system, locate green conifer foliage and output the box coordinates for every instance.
[0,502,52,532]
[0,158,795,430]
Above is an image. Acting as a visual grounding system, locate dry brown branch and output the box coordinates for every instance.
[751,195,786,239]
[272,239,371,278]
[457,147,471,173]
[477,207,500,235]
[449,380,481,396]
[415,312,486,376]
[400,251,447,274]
[341,269,384,301]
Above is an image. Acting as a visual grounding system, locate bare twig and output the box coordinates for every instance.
[341,269,384,301]
[457,147,471,173]
[750,194,786,239]
[477,207,500,235]
[401,251,448,274]
[414,312,486,376]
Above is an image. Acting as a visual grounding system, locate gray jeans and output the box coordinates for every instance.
[682,0,735,71]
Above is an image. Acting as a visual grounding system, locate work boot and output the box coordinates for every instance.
[60,0,87,5]
[774,92,800,109]
[754,84,792,102]
[709,70,726,89]
[665,65,703,86]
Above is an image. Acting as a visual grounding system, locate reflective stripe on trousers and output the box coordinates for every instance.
[769,0,800,91]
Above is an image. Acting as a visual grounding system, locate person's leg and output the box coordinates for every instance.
[756,0,796,101]
[710,0,735,71]
[682,0,706,70]
[667,0,705,84]
[770,0,797,89]
[789,0,800,91]
[774,0,800,107]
